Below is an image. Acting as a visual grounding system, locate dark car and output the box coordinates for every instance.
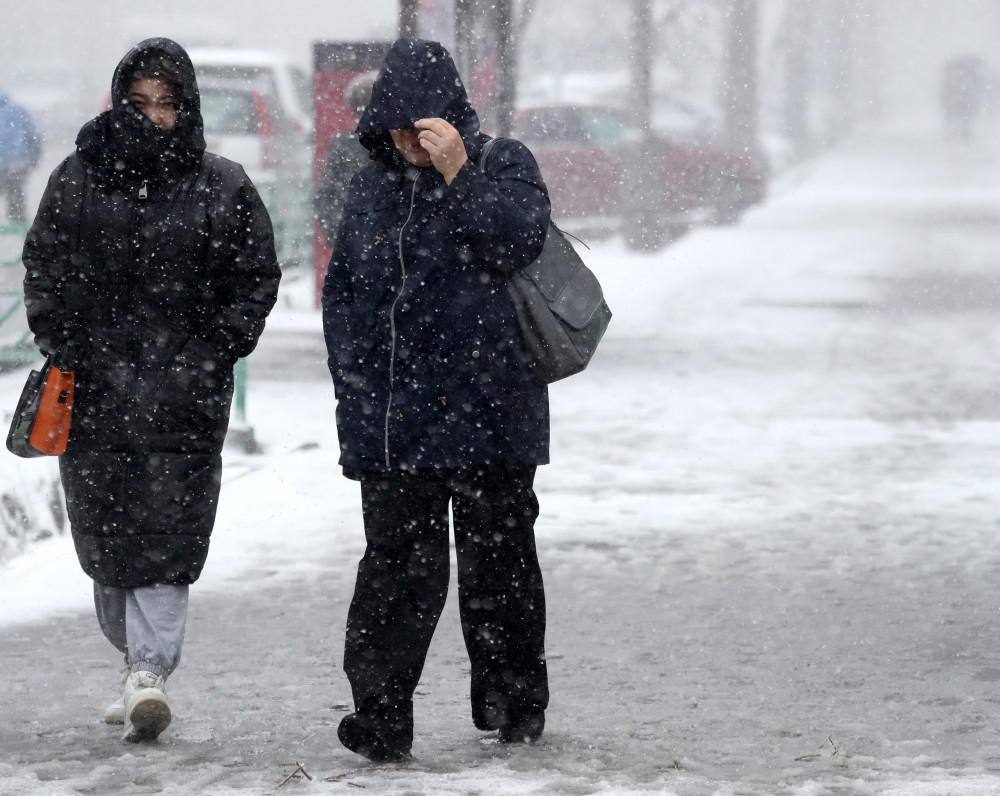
[513,104,766,242]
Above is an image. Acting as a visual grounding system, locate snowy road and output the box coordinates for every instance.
[4,127,1000,795]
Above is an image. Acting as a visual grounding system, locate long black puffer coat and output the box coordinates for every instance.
[322,38,551,478]
[21,38,281,588]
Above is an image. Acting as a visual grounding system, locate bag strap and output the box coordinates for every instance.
[50,342,73,372]
[477,136,502,171]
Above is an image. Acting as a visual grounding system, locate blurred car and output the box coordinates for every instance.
[513,104,767,240]
[199,77,311,268]
[188,49,313,269]
[200,78,288,180]
[187,48,313,137]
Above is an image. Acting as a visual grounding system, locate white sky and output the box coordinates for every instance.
[0,0,397,98]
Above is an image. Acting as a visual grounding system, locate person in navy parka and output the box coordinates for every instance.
[322,38,552,761]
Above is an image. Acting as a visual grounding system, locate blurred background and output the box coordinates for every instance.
[0,0,997,291]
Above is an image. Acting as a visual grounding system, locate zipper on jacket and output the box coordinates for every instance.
[124,183,147,450]
[383,173,420,468]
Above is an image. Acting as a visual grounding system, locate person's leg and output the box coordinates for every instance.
[94,583,131,724]
[124,583,189,680]
[94,582,129,658]
[340,471,451,759]
[7,170,26,222]
[0,170,15,222]
[452,465,548,741]
[115,584,187,742]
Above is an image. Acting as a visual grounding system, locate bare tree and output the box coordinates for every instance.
[722,0,760,158]
[399,0,418,38]
[655,0,726,101]
[853,0,884,124]
[780,0,814,157]
[632,0,654,134]
[494,0,517,136]
[516,0,538,39]
[445,0,530,136]
[623,0,664,250]
[823,0,857,144]
[454,0,475,85]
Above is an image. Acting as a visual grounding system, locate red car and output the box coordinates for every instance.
[513,104,766,243]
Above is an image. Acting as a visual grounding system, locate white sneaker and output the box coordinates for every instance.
[122,671,171,742]
[103,660,130,724]
[103,693,126,724]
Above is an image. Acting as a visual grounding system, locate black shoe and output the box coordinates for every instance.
[498,709,544,744]
[338,713,412,763]
[472,703,504,731]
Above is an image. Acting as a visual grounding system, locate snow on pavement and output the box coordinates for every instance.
[4,126,1000,794]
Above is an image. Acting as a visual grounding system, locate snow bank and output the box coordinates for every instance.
[0,379,66,566]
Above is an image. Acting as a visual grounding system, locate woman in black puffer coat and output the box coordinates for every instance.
[323,38,551,762]
[21,38,280,742]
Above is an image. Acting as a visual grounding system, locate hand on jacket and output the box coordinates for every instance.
[41,334,88,370]
[61,335,89,370]
[415,118,468,185]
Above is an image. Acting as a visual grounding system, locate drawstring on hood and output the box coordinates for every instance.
[76,38,206,185]
[357,38,485,170]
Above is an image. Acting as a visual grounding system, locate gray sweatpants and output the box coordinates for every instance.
[94,583,189,680]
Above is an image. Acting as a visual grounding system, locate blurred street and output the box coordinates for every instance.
[5,123,1000,795]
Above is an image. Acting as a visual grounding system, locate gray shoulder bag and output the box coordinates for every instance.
[479,138,612,384]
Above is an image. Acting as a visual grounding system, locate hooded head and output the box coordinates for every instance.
[77,38,205,182]
[357,38,482,168]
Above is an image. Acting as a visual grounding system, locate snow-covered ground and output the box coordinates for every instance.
[4,122,1000,794]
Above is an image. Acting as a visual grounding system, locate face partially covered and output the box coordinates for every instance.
[389,128,433,168]
[129,77,178,130]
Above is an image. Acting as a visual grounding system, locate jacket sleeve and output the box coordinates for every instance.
[204,166,282,361]
[442,137,551,274]
[21,156,84,362]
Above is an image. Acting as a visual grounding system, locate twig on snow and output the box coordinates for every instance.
[274,760,313,789]
[826,734,850,758]
[323,766,423,783]
[795,735,851,763]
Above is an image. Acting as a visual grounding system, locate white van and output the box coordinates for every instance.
[189,49,313,269]
[187,47,312,137]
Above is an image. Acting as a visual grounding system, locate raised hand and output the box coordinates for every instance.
[415,118,469,185]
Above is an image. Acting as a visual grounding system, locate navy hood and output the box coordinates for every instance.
[357,38,483,168]
[77,37,205,183]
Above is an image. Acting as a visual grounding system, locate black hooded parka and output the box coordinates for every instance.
[322,39,551,478]
[22,39,281,588]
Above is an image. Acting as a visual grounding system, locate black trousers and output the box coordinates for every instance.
[345,465,548,741]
